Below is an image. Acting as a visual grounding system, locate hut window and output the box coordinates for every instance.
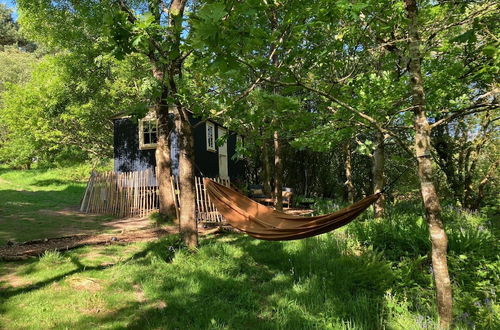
[206,122,216,152]
[139,119,158,150]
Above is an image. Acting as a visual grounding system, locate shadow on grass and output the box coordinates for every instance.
[27,234,393,329]
[0,232,393,328]
[0,258,110,300]
[31,179,74,186]
[0,239,175,300]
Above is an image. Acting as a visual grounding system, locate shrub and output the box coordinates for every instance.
[149,211,175,226]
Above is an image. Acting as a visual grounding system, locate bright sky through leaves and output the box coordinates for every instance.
[0,0,16,19]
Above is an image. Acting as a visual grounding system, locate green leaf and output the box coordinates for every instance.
[482,45,497,58]
[450,29,476,44]
[198,3,227,22]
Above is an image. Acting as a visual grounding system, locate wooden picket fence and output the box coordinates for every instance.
[80,169,230,222]
[80,169,158,218]
[170,176,230,222]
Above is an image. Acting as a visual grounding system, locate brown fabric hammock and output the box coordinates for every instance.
[204,179,381,241]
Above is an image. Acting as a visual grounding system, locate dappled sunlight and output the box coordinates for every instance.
[0,0,497,327]
[0,186,118,244]
[0,233,393,328]
[0,214,497,329]
[0,163,497,328]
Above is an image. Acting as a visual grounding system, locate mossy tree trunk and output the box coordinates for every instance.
[373,132,385,218]
[405,0,452,327]
[344,143,355,204]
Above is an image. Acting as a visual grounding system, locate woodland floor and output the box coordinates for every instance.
[0,166,498,329]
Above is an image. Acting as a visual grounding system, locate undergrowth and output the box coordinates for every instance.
[347,201,499,329]
[149,211,175,226]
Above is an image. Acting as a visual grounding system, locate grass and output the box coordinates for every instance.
[0,166,498,329]
[1,228,496,329]
[0,164,115,244]
[0,235,405,329]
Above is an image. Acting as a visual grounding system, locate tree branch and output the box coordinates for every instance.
[430,103,499,129]
[117,0,136,23]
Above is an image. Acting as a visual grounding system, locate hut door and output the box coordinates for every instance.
[218,127,228,178]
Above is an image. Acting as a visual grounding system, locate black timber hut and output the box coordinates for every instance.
[112,112,246,181]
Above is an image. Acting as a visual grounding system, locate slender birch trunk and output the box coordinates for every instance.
[344,143,355,204]
[405,0,452,327]
[270,7,283,210]
[373,132,386,218]
[274,130,283,211]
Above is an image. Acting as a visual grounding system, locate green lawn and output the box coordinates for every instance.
[0,165,116,244]
[0,166,498,329]
[0,235,424,329]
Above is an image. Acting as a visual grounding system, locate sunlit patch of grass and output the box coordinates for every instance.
[0,165,116,244]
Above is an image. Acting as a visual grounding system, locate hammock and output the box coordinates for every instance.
[204,179,381,241]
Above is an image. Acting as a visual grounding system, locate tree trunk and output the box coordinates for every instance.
[432,122,464,204]
[472,159,499,210]
[373,132,386,218]
[415,114,453,329]
[165,0,195,247]
[405,0,452,327]
[304,168,308,197]
[262,140,272,196]
[154,85,177,218]
[344,143,354,204]
[177,108,198,249]
[274,130,283,211]
[269,9,283,211]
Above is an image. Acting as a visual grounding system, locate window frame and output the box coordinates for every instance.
[206,121,216,152]
[139,118,158,150]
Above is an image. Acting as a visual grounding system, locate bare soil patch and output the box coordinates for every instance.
[38,208,154,232]
[0,225,227,261]
[38,207,100,218]
[0,271,32,288]
[0,226,178,261]
[68,277,103,292]
[32,209,159,240]
[0,207,310,261]
[103,217,153,231]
